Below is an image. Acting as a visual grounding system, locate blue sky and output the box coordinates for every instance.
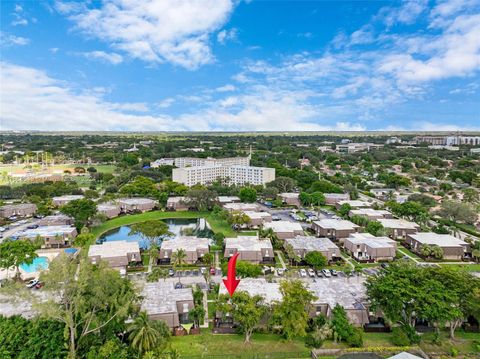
[1,0,479,131]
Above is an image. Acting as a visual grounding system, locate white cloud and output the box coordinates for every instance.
[215,84,236,92]
[82,51,124,65]
[217,28,238,44]
[49,47,59,54]
[0,32,30,46]
[11,3,29,26]
[381,0,429,27]
[57,0,236,69]
[158,98,175,108]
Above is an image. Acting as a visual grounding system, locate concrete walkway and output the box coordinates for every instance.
[397,247,420,263]
[275,250,287,270]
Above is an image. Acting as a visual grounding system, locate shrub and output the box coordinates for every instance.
[346,328,363,348]
[391,327,410,346]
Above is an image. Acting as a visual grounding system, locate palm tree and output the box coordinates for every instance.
[128,311,170,355]
[260,227,280,249]
[171,249,187,268]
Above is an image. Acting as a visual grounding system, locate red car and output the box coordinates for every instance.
[210,267,216,275]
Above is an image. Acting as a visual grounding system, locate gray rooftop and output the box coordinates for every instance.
[218,278,282,304]
[224,236,273,251]
[378,218,419,229]
[118,197,156,205]
[285,236,339,252]
[88,240,140,258]
[263,220,303,232]
[313,219,359,230]
[161,236,209,251]
[16,225,77,238]
[141,282,193,315]
[347,233,396,248]
[408,232,467,247]
[308,276,367,310]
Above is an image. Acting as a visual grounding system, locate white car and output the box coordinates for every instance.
[26,279,39,288]
[299,269,307,277]
[308,268,316,278]
[277,268,284,276]
[322,269,332,278]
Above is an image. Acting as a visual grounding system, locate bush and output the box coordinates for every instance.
[305,333,324,348]
[391,327,410,346]
[346,328,363,348]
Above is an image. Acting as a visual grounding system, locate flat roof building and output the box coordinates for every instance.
[0,203,37,218]
[88,240,141,272]
[349,208,393,220]
[344,233,397,262]
[97,202,121,218]
[159,237,209,264]
[15,225,77,248]
[278,193,301,207]
[263,220,304,239]
[52,195,84,207]
[312,219,360,241]
[118,198,157,213]
[377,218,420,239]
[406,232,469,260]
[284,236,340,262]
[243,211,272,227]
[324,193,350,205]
[308,276,369,326]
[217,196,241,205]
[38,214,74,226]
[218,278,282,304]
[335,200,372,210]
[141,282,194,329]
[224,236,274,264]
[166,197,189,211]
[222,202,260,213]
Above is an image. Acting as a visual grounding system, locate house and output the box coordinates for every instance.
[349,208,393,220]
[263,220,304,239]
[16,226,78,248]
[118,198,156,213]
[141,281,194,329]
[224,236,274,264]
[324,193,350,205]
[159,237,209,264]
[377,218,420,239]
[217,196,240,205]
[38,214,74,226]
[166,197,189,211]
[370,188,396,199]
[311,219,360,241]
[0,203,37,218]
[284,236,340,262]
[243,211,272,227]
[278,193,301,207]
[52,195,84,207]
[97,202,121,218]
[308,276,369,326]
[223,202,260,213]
[344,233,397,262]
[406,233,469,260]
[335,200,372,210]
[88,240,141,272]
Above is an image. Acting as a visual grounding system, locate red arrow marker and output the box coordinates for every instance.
[223,252,240,297]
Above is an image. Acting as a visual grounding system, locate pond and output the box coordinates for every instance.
[98,218,213,249]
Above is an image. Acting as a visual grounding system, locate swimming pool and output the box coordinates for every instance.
[20,257,49,273]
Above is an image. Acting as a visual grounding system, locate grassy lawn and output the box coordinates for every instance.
[397,246,422,260]
[90,210,209,238]
[439,263,480,272]
[170,332,310,358]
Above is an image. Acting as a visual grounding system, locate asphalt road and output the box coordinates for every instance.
[0,218,40,243]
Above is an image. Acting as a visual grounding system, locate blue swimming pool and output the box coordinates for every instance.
[20,256,49,273]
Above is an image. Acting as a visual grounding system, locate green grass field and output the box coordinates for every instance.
[170,332,310,358]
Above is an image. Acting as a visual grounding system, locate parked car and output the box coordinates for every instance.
[316,270,323,277]
[322,269,332,278]
[210,267,216,275]
[308,268,316,278]
[27,224,39,229]
[272,216,281,221]
[175,282,183,289]
[299,268,307,277]
[34,281,44,289]
[330,269,338,276]
[200,267,207,275]
[26,279,39,288]
[168,268,175,276]
[262,266,272,275]
[380,263,389,269]
[277,268,284,276]
[192,270,199,276]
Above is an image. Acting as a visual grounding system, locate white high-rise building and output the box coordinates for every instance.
[174,156,250,168]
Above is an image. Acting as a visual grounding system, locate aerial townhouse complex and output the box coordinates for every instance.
[170,156,275,187]
[415,134,480,146]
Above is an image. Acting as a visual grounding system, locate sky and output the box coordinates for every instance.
[0,0,479,132]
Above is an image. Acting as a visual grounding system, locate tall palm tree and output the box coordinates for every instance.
[171,249,187,268]
[128,311,170,355]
